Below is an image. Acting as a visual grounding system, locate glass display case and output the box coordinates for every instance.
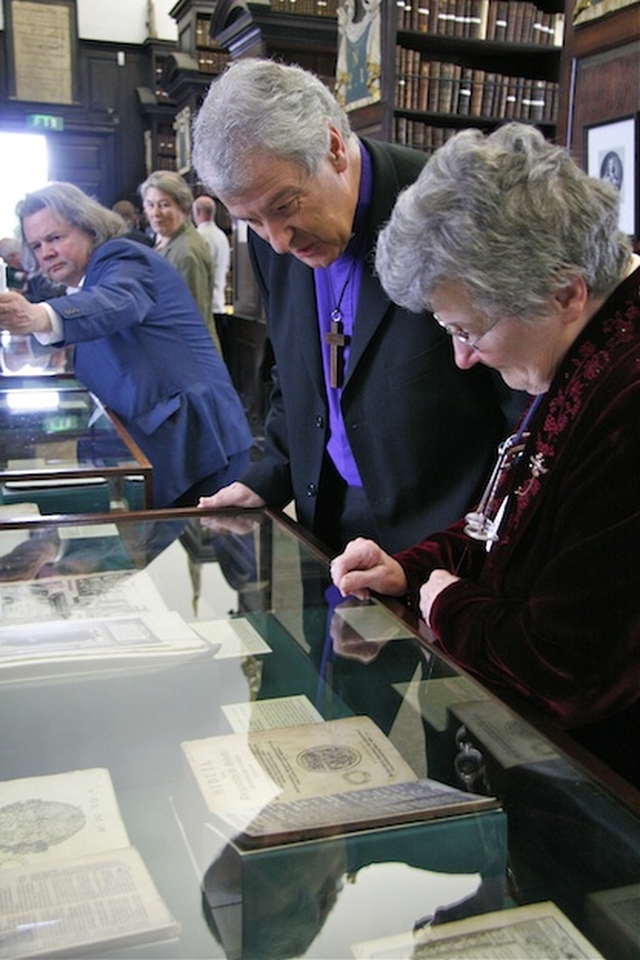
[0,382,152,514]
[0,332,76,378]
[0,507,637,959]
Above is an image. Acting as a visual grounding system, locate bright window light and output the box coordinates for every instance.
[7,390,60,411]
[0,133,48,239]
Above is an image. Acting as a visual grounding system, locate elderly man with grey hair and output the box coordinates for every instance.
[192,58,525,554]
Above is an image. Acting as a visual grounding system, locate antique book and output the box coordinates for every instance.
[180,715,500,848]
[0,767,179,957]
[585,884,640,960]
[352,901,604,959]
[451,698,560,768]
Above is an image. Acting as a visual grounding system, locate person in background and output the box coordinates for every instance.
[140,170,221,352]
[0,181,253,508]
[112,199,154,247]
[330,123,640,788]
[192,58,526,555]
[192,194,232,363]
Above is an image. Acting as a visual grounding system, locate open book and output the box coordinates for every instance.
[0,767,179,958]
[352,901,604,959]
[0,558,212,677]
[181,715,500,848]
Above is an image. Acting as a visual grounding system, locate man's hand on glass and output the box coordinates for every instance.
[198,482,265,535]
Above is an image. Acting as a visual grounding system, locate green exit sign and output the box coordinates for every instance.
[26,114,64,132]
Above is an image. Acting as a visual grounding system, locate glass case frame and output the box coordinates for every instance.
[0,506,637,959]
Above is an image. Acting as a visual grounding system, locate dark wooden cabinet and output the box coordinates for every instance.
[136,39,180,175]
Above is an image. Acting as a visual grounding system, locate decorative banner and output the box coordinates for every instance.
[335,0,382,112]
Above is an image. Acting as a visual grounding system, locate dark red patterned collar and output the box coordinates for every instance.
[506,267,640,534]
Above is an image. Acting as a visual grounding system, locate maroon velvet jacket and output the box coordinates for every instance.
[395,267,640,785]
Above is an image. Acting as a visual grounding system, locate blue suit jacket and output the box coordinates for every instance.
[48,238,252,507]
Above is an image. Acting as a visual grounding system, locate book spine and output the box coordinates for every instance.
[553,12,565,46]
[437,61,456,113]
[528,78,546,122]
[494,72,509,120]
[470,68,485,116]
[418,58,431,112]
[494,1,508,41]
[428,60,442,112]
[457,66,473,115]
[416,2,430,32]
[485,0,497,39]
[410,48,421,110]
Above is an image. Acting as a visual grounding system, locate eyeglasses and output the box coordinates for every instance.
[433,313,502,351]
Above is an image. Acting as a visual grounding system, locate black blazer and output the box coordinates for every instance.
[243,138,525,553]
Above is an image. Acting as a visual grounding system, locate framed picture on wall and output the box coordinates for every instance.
[584,114,638,238]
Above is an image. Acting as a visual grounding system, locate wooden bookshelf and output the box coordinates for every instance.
[354,0,565,152]
[194,16,231,74]
[136,40,180,174]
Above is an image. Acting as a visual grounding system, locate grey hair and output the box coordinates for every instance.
[139,170,194,213]
[17,181,126,271]
[375,122,632,321]
[192,58,354,198]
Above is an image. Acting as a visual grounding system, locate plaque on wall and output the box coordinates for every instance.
[4,0,78,104]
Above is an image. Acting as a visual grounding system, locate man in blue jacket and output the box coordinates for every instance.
[0,182,252,508]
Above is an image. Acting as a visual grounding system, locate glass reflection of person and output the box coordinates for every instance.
[202,840,347,960]
[202,819,506,960]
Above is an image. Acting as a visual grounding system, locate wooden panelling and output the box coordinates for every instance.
[558,0,640,169]
[571,41,639,167]
[0,36,154,204]
[46,129,116,202]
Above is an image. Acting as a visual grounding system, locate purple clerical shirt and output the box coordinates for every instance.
[314,142,372,487]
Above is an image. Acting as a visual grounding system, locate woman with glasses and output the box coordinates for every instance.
[331,122,640,788]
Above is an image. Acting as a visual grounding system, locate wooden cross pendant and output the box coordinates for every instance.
[325,317,350,388]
